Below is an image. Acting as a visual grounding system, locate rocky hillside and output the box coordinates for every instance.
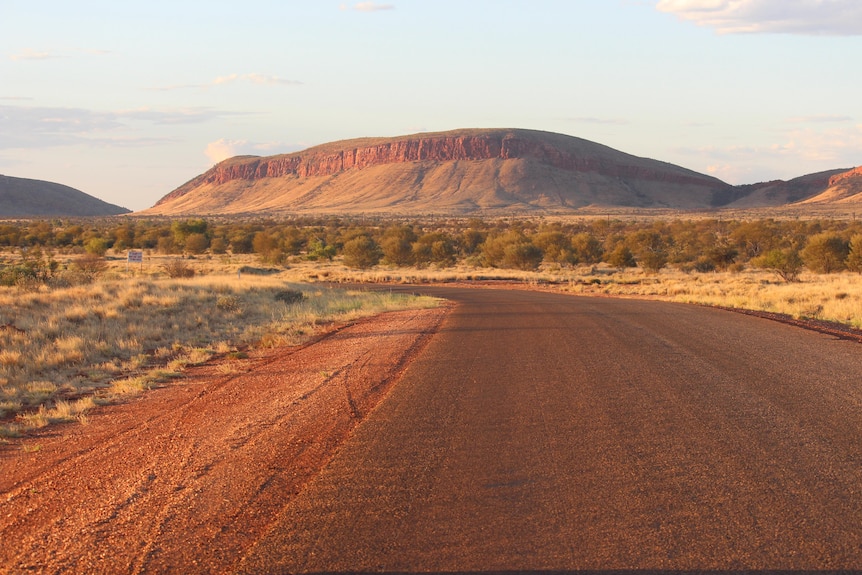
[796,166,862,205]
[726,169,851,208]
[144,129,734,215]
[0,175,129,217]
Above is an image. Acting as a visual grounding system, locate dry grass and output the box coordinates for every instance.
[277,258,862,329]
[4,251,858,437]
[559,268,862,329]
[0,267,437,436]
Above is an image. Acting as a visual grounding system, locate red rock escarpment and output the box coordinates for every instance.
[158,131,724,206]
[828,166,862,187]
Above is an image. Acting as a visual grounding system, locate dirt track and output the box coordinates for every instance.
[0,306,448,574]
[4,287,862,572]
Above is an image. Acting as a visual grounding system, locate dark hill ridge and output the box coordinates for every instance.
[0,175,129,217]
[144,128,861,216]
[146,129,733,215]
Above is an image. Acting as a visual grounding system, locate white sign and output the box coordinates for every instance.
[127,250,143,263]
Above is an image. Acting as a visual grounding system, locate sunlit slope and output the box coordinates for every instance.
[144,128,733,215]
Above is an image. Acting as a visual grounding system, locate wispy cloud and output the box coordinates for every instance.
[8,49,56,61]
[656,0,862,35]
[672,123,862,183]
[567,116,630,125]
[0,104,235,149]
[787,115,855,124]
[8,47,113,61]
[152,73,301,91]
[213,73,302,86]
[340,2,395,12]
[118,107,243,125]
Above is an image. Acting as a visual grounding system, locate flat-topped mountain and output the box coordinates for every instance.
[143,128,861,216]
[0,175,129,217]
[144,129,735,215]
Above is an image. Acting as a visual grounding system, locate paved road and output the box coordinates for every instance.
[238,287,862,573]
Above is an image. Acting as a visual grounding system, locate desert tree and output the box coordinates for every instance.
[628,230,668,273]
[532,230,574,265]
[306,238,337,261]
[801,233,850,274]
[413,232,456,267]
[846,234,862,272]
[342,235,382,269]
[706,244,739,271]
[730,220,779,261]
[481,230,527,268]
[752,248,804,282]
[209,237,229,255]
[184,233,210,255]
[571,232,604,265]
[84,237,109,257]
[502,241,544,271]
[252,231,285,264]
[605,244,636,269]
[380,225,417,266]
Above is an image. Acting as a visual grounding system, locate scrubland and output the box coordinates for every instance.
[3,214,862,436]
[285,259,862,329]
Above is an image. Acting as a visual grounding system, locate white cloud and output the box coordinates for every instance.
[656,0,862,35]
[8,49,56,61]
[340,2,395,12]
[205,139,247,164]
[204,139,305,165]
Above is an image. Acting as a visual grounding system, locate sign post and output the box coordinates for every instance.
[127,250,143,273]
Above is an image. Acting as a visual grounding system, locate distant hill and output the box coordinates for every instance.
[726,169,851,208]
[0,175,129,217]
[143,128,735,216]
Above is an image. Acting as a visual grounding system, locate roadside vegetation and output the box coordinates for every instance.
[2,214,861,436]
[0,264,437,437]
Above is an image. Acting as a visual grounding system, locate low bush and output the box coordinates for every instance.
[163,259,195,278]
[275,288,305,304]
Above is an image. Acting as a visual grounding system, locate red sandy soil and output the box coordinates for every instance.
[0,305,449,574]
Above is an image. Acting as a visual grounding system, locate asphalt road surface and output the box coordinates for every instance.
[238,287,862,573]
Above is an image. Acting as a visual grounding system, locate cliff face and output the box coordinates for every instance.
[828,166,862,187]
[156,130,726,210]
[797,166,862,204]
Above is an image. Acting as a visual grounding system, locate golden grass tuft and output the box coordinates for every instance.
[1,266,438,434]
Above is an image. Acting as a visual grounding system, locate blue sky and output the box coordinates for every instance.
[1,0,861,211]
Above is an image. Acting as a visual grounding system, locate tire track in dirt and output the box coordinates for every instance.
[237,287,862,572]
[0,305,448,574]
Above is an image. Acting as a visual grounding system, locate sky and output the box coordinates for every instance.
[1,0,861,212]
